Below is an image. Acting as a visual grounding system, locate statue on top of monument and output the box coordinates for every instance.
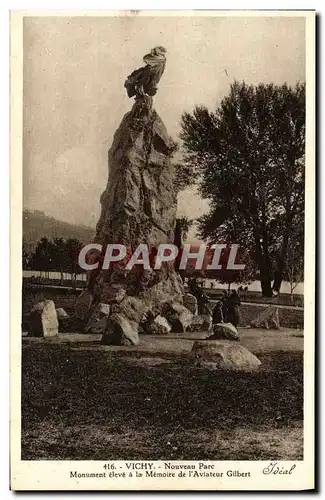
[124,46,167,99]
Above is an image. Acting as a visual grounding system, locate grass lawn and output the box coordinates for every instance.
[21,335,303,461]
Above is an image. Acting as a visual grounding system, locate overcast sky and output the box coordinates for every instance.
[23,14,305,238]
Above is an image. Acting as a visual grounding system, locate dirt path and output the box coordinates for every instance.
[23,327,303,356]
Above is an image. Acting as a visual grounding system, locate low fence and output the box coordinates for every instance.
[205,288,303,308]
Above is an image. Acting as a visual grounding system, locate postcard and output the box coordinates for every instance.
[10,10,315,491]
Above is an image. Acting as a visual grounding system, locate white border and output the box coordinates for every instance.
[9,8,316,493]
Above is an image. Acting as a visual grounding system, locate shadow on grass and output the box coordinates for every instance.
[21,343,303,460]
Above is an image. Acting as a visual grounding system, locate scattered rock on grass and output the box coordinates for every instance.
[187,314,213,332]
[165,303,193,333]
[56,308,69,319]
[209,322,240,341]
[183,293,198,315]
[143,315,171,335]
[101,313,139,346]
[29,300,58,337]
[191,340,261,372]
[75,290,93,321]
[56,308,71,333]
[85,303,111,334]
[250,306,280,330]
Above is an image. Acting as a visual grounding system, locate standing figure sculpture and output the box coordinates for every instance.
[124,46,167,99]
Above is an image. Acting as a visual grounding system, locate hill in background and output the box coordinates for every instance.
[23,209,95,251]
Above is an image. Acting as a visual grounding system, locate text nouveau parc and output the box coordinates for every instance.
[70,463,251,479]
[69,462,296,480]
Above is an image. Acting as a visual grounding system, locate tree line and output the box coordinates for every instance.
[22,237,84,284]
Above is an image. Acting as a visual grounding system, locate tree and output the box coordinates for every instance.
[22,238,32,270]
[174,216,193,248]
[30,237,83,285]
[64,238,83,286]
[170,139,196,250]
[180,81,305,296]
[52,237,67,285]
[284,219,304,301]
[31,237,55,278]
[173,162,196,194]
[205,246,257,292]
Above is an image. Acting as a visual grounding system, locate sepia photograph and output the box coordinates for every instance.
[10,10,315,491]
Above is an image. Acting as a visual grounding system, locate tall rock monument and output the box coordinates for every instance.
[79,46,188,345]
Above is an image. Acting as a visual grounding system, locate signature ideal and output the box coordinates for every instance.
[263,462,297,475]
